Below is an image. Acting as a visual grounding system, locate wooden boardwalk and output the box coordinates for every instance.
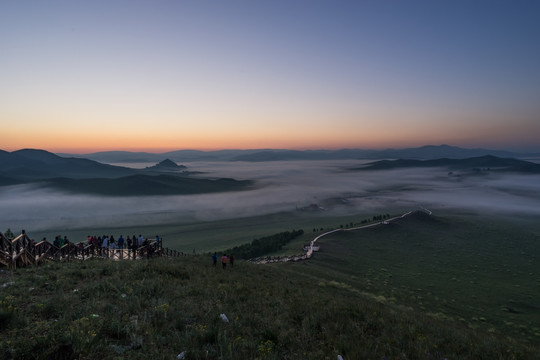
[0,232,184,269]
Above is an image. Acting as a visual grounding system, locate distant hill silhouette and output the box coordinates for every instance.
[57,149,263,163]
[1,149,135,181]
[0,149,254,195]
[42,175,253,196]
[144,159,187,171]
[231,145,530,162]
[58,145,538,163]
[355,155,540,173]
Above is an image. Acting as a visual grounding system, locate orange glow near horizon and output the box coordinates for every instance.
[2,106,539,154]
[3,127,537,154]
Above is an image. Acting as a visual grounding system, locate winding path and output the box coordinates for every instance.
[255,207,432,264]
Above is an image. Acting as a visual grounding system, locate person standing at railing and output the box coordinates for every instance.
[133,234,139,259]
[138,234,144,247]
[142,237,149,258]
[94,236,100,248]
[118,235,124,249]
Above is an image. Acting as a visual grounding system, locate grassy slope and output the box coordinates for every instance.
[1,256,536,359]
[3,210,540,359]
[280,211,540,346]
[36,210,380,255]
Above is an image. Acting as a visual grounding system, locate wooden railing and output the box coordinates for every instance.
[0,232,184,269]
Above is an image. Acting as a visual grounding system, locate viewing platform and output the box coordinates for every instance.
[0,232,184,269]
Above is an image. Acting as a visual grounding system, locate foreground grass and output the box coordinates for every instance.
[1,256,537,359]
[283,211,540,347]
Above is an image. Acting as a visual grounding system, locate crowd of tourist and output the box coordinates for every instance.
[48,234,162,251]
[85,234,161,249]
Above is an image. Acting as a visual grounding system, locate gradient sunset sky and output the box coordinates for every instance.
[2,1,539,153]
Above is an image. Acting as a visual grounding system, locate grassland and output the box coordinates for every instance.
[278,210,540,346]
[2,208,539,359]
[35,209,390,255]
[1,255,537,359]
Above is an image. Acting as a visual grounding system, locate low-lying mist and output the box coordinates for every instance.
[1,160,539,234]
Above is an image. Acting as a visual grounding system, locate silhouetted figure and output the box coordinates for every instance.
[132,234,138,259]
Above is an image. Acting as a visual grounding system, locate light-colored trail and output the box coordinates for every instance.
[255,207,431,264]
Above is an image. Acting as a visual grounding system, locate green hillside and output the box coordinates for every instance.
[281,211,540,346]
[2,212,539,359]
[1,256,536,360]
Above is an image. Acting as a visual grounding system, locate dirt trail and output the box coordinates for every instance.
[254,208,431,264]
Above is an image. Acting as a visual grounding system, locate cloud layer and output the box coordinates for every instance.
[1,160,539,233]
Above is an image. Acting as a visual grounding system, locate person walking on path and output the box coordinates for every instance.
[221,254,228,269]
[229,254,234,268]
[212,252,218,267]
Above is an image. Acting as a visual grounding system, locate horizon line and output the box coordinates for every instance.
[3,144,540,155]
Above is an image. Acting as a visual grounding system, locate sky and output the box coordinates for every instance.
[1,1,540,153]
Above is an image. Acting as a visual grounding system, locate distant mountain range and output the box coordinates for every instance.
[355,155,540,173]
[2,147,539,196]
[0,149,252,196]
[58,145,540,163]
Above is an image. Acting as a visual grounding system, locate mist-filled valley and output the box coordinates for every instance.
[2,159,539,243]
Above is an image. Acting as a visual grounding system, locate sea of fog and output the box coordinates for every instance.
[1,160,540,232]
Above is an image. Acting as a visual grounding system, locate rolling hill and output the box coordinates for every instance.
[0,149,135,180]
[144,159,187,172]
[0,149,253,195]
[355,155,540,173]
[41,175,253,196]
[57,145,539,163]
[1,212,538,358]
